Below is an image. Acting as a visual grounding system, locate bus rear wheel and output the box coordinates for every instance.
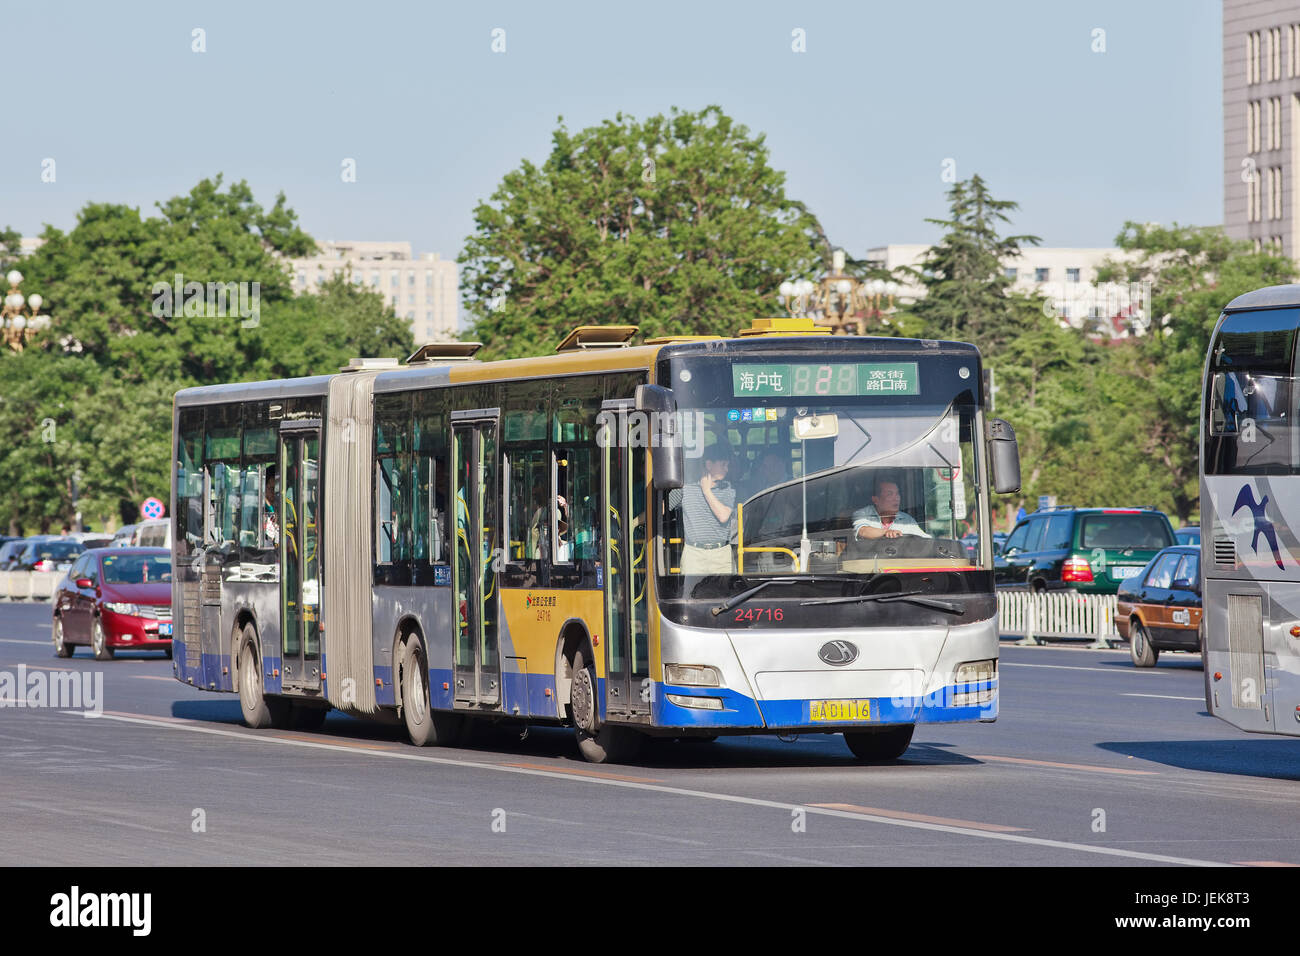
[238,625,290,729]
[844,725,914,762]
[400,635,464,747]
[571,650,642,764]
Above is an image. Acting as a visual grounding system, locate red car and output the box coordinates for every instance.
[52,548,173,659]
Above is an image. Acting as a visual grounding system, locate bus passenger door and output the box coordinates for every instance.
[601,401,651,719]
[279,422,322,691]
[451,412,502,709]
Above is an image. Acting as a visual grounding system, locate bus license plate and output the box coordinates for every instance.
[159,622,172,636]
[810,699,871,721]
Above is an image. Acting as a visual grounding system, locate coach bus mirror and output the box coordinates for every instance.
[636,384,684,490]
[988,418,1021,494]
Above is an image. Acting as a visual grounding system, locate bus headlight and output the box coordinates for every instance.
[664,664,722,687]
[666,694,724,710]
[953,659,996,706]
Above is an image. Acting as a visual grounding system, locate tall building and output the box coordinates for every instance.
[866,244,1145,338]
[1224,1,1300,258]
[288,240,459,343]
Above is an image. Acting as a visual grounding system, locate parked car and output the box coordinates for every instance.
[15,538,85,573]
[52,548,173,659]
[1114,545,1202,667]
[994,506,1177,595]
[1174,525,1201,547]
[0,538,36,571]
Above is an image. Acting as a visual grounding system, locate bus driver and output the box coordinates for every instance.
[853,477,929,540]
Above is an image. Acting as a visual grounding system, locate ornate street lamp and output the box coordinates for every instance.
[2,270,51,351]
[778,250,899,335]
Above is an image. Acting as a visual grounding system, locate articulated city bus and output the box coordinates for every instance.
[1202,285,1300,736]
[170,317,1021,762]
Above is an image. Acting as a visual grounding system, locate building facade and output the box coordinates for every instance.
[865,244,1145,338]
[288,240,459,343]
[1224,0,1300,258]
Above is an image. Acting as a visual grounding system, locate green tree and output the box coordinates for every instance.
[460,106,825,358]
[909,175,1041,351]
[0,177,410,530]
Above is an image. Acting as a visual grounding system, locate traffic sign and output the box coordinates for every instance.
[140,497,165,520]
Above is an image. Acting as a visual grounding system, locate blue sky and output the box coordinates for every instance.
[3,0,1221,262]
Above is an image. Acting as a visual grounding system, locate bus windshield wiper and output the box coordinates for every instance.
[799,590,964,614]
[709,575,857,616]
[711,578,799,616]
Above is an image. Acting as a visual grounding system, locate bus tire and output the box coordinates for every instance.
[844,724,914,762]
[400,635,463,747]
[238,625,290,729]
[570,650,643,764]
[1130,621,1158,667]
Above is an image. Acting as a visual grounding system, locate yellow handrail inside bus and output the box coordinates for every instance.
[736,502,800,573]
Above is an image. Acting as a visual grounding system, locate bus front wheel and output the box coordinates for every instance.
[571,650,642,764]
[400,635,464,747]
[844,725,914,762]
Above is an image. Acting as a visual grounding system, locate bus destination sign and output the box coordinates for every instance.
[731,362,920,398]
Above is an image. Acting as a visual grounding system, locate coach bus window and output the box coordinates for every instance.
[553,386,602,566]
[503,391,549,582]
[240,408,278,568]
[413,400,449,577]
[204,404,242,559]
[177,408,205,557]
[374,395,412,584]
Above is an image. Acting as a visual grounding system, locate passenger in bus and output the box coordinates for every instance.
[669,446,737,574]
[740,450,789,502]
[262,465,280,547]
[853,477,930,540]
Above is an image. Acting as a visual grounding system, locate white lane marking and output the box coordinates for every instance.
[1122,693,1203,701]
[75,710,1234,867]
[1002,661,1176,675]
[0,638,54,645]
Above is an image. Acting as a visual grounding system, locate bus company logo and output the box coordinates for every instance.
[49,886,151,936]
[525,594,556,608]
[817,641,858,666]
[151,272,261,329]
[1232,484,1287,570]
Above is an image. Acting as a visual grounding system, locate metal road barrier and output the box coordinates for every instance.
[998,591,1120,648]
[0,571,62,601]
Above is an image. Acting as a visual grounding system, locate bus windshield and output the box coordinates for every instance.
[656,351,986,600]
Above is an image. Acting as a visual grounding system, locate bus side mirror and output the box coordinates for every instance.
[988,418,1021,494]
[635,384,684,491]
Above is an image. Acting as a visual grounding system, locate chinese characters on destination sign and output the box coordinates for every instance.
[731,363,920,398]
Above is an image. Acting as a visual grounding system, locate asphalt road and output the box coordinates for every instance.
[1,601,1297,866]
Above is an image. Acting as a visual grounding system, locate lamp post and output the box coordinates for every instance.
[2,270,51,351]
[778,250,899,335]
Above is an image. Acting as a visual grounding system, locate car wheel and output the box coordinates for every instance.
[845,724,915,762]
[1130,620,1159,667]
[91,618,114,660]
[164,644,173,660]
[53,616,73,658]
[1030,578,1047,594]
[399,634,463,746]
[571,649,642,764]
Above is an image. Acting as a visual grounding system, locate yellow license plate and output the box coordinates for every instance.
[810,699,872,722]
